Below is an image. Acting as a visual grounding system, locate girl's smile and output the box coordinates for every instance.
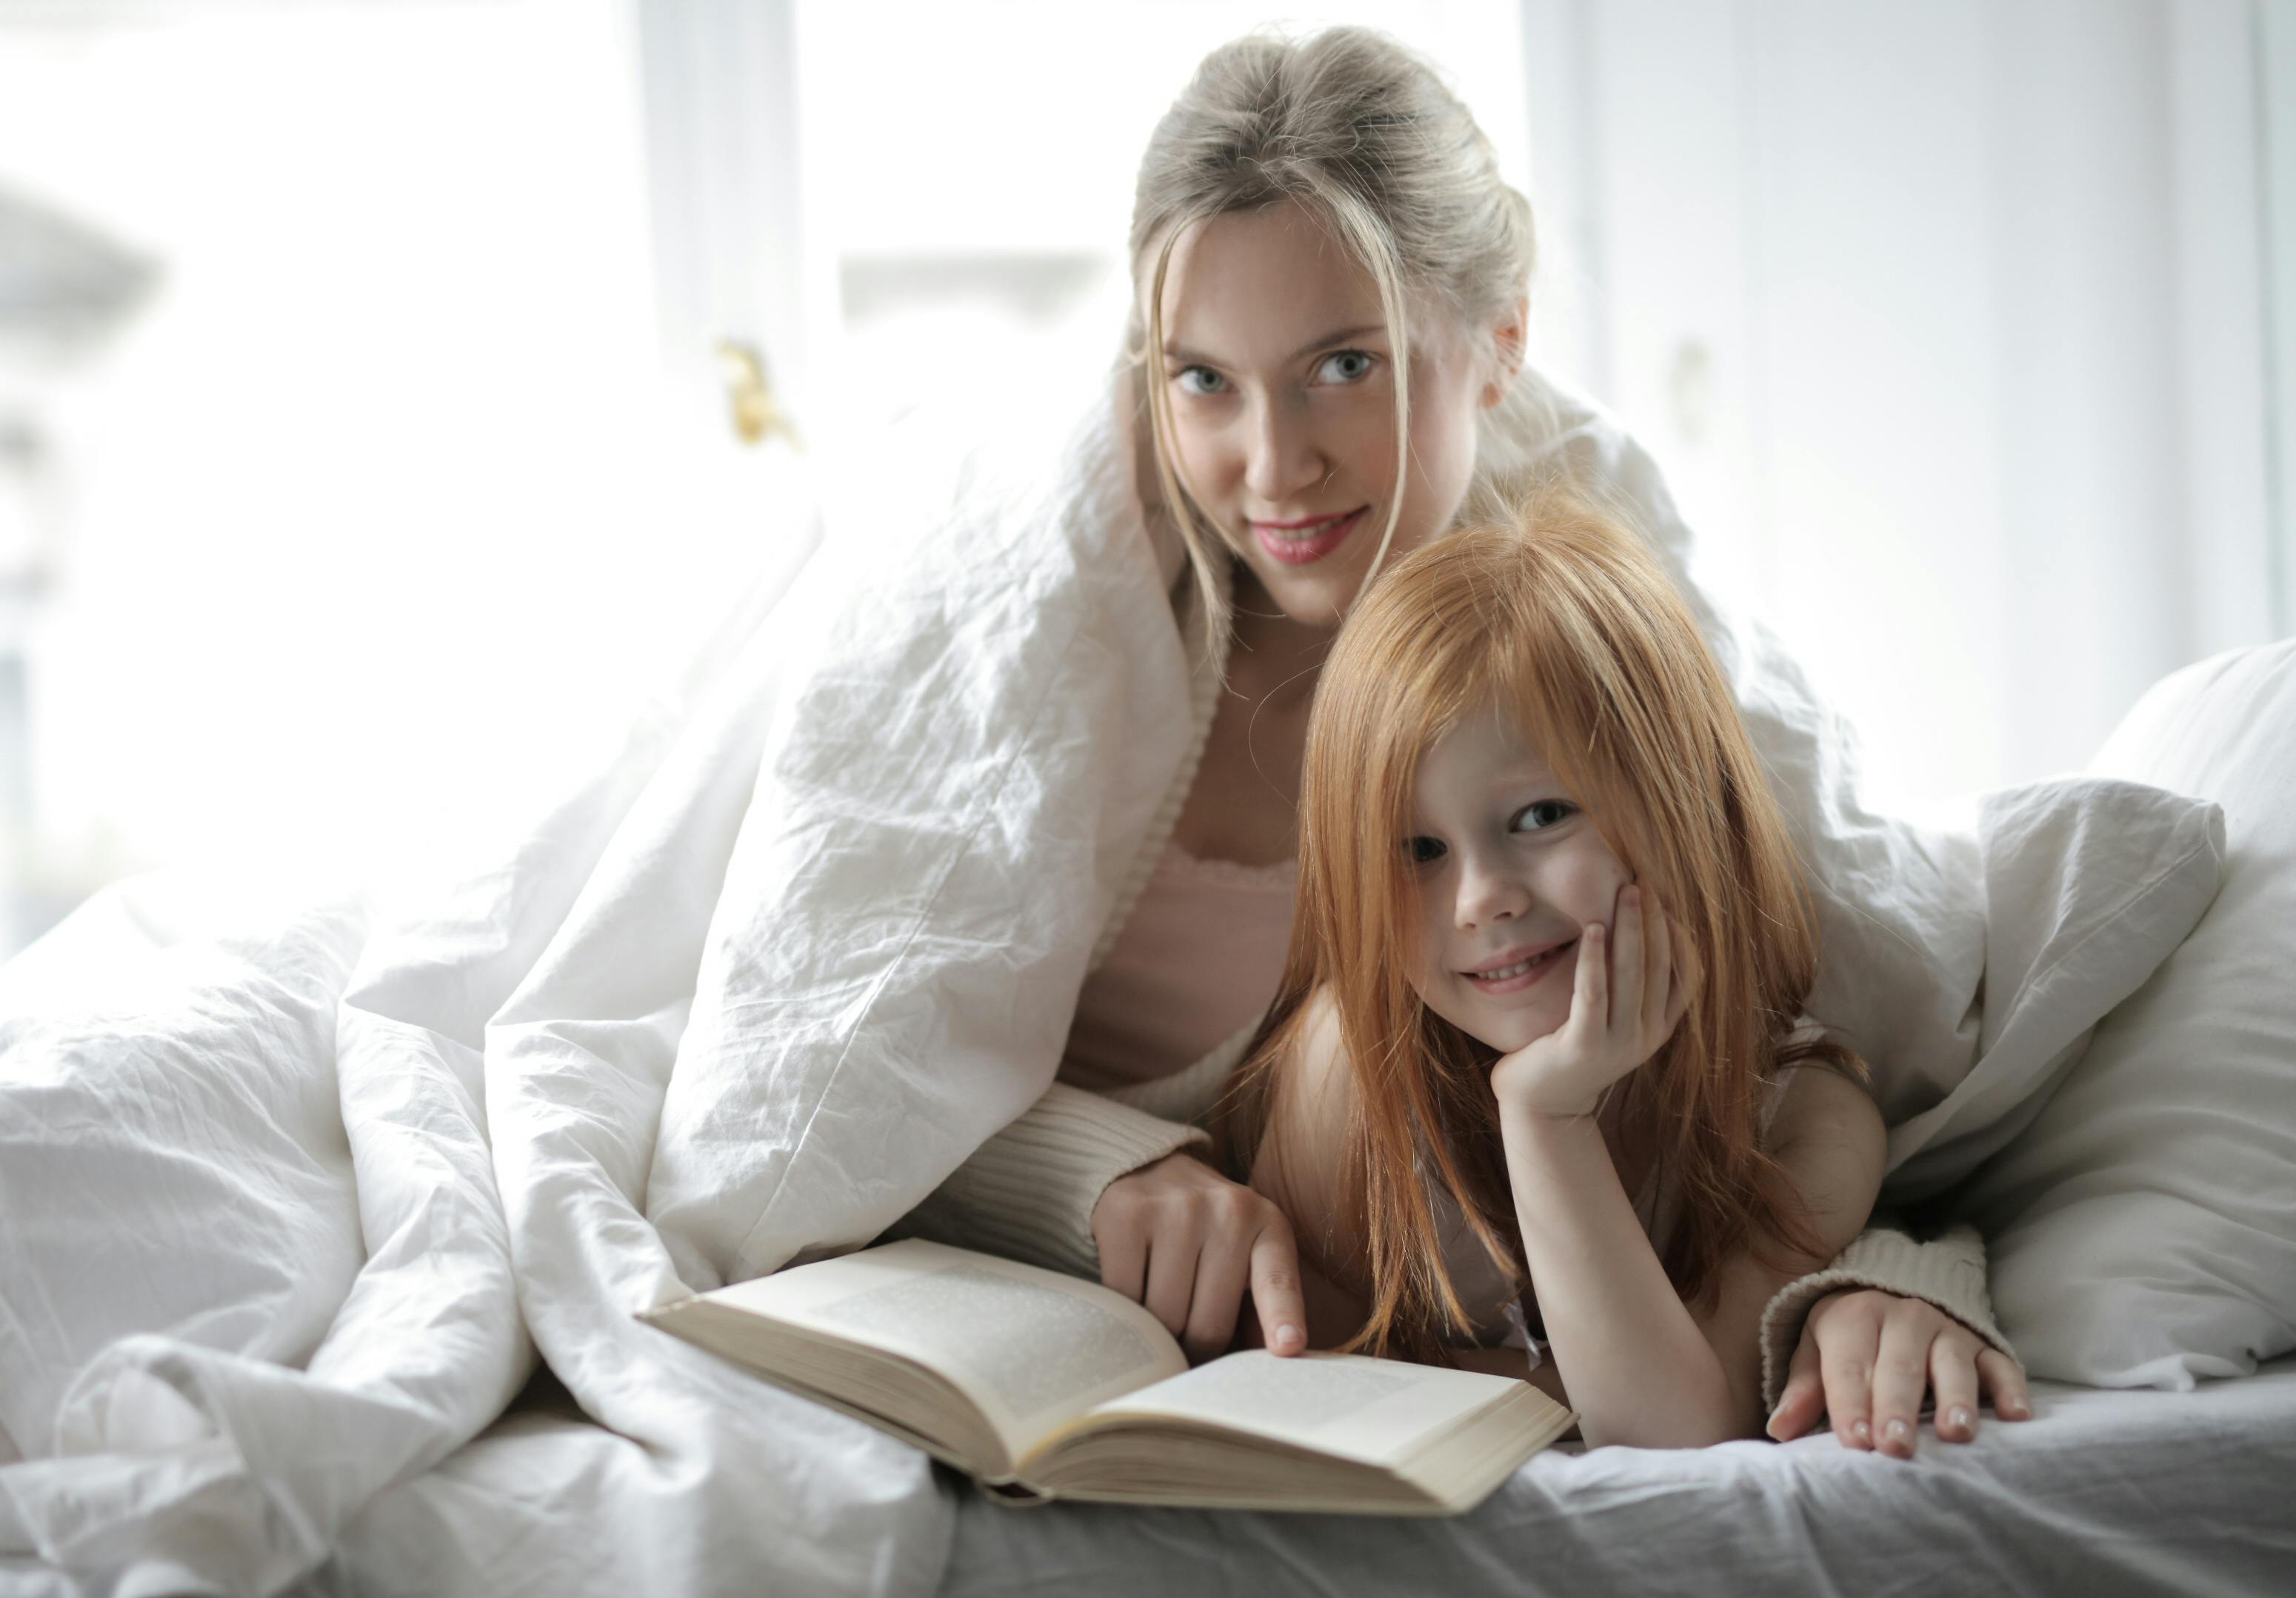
[1459,936,1577,994]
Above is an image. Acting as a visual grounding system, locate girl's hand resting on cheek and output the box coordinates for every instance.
[1489,885,1692,1120]
[1768,1287,2033,1457]
[1090,1151,1310,1364]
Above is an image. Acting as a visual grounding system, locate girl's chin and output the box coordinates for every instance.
[1465,1004,1568,1057]
[1412,992,1564,1057]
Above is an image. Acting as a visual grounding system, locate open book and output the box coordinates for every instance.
[641,1237,1575,1515]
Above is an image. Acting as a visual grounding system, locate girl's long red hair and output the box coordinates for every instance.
[1215,488,1864,1361]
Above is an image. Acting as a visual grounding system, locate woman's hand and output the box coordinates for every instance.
[1766,1288,2033,1457]
[1090,1150,1310,1363]
[1489,884,1690,1120]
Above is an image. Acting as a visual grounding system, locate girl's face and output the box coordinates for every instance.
[1150,200,1512,629]
[1404,702,1632,1054]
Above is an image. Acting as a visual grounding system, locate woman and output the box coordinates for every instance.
[903,25,2027,1456]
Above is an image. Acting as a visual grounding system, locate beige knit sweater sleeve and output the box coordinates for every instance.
[890,1029,1249,1279]
[1755,1213,2018,1410]
[885,1082,1208,1280]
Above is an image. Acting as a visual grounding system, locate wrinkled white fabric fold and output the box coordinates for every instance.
[0,486,962,1594]
[0,883,521,1597]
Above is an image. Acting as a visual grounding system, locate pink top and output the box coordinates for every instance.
[1060,840,1297,1091]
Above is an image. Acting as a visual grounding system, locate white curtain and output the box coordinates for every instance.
[1521,0,2280,809]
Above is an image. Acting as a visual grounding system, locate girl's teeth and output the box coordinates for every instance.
[1478,957,1534,980]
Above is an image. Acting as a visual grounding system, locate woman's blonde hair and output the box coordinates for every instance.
[1214,489,1866,1361]
[1129,26,1542,643]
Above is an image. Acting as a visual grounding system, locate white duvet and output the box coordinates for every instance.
[0,375,2220,1597]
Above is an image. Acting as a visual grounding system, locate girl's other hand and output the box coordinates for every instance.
[1767,1288,2033,1457]
[1091,1150,1309,1364]
[1489,883,1691,1120]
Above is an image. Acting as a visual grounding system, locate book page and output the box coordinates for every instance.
[707,1240,1187,1454]
[1084,1350,1530,1466]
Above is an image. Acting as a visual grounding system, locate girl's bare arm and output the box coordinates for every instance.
[1683,1066,1885,1437]
[1240,990,1373,1344]
[1502,1066,1881,1447]
[1240,973,1883,1432]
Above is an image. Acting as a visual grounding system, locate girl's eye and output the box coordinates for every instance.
[1174,366,1227,397]
[1315,350,1377,384]
[1405,836,1448,866]
[1511,800,1577,832]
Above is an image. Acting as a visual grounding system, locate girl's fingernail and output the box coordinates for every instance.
[1949,1405,1973,1435]
[2003,1397,2029,1418]
[1885,1419,1912,1450]
[1275,1324,1302,1351]
[1852,1420,1872,1447]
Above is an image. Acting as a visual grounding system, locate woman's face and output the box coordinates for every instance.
[1150,201,1512,629]
[1404,702,1632,1055]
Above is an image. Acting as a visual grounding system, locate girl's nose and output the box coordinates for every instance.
[1455,856,1532,929]
[1242,394,1326,504]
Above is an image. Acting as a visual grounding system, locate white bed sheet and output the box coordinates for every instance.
[938,1357,2296,1597]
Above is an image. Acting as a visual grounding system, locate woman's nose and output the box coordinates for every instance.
[1242,393,1326,504]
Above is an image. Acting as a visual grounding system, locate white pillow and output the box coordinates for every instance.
[1954,641,2296,1387]
[1874,776,2223,1201]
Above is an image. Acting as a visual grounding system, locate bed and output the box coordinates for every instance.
[941,1357,2296,1597]
[1,395,2289,1597]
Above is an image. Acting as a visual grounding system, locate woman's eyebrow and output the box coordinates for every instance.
[1161,322,1389,368]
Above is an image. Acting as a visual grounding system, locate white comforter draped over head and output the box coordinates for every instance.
[0,370,2216,1597]
[642,397,1198,1290]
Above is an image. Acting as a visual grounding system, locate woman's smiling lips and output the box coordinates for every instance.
[1250,506,1367,566]
[1461,938,1576,994]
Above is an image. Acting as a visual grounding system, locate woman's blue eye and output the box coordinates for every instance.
[1316,350,1376,384]
[1406,836,1447,865]
[1512,800,1576,832]
[1174,366,1226,396]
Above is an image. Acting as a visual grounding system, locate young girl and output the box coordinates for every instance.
[1216,491,1892,1447]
